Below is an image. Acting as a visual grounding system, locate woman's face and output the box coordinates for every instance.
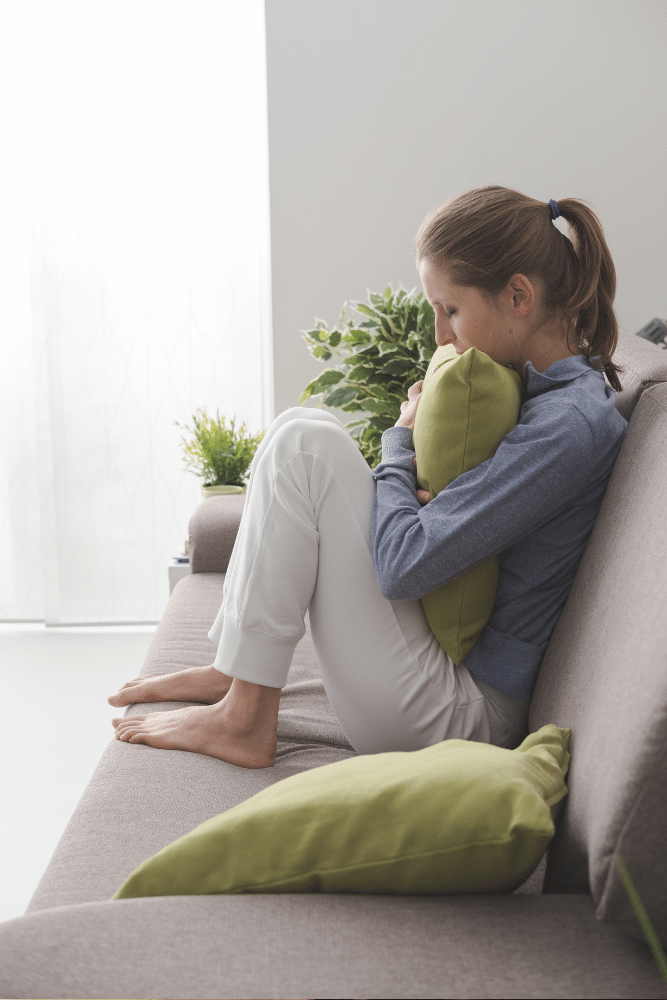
[419,259,521,367]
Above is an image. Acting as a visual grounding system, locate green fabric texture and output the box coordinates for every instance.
[113,725,570,900]
[412,345,523,663]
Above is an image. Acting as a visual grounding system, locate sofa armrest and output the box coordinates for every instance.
[188,495,245,574]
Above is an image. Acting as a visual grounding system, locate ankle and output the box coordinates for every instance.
[204,664,232,697]
[222,678,281,735]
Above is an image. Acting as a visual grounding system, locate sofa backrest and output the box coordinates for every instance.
[530,331,667,946]
[612,328,667,420]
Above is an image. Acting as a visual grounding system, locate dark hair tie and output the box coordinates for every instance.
[548,199,560,221]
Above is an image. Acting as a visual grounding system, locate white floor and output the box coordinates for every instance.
[0,622,157,925]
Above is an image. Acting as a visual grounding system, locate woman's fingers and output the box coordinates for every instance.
[412,459,432,505]
[395,380,425,429]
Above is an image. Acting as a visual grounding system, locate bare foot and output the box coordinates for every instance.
[108,664,231,708]
[112,681,280,768]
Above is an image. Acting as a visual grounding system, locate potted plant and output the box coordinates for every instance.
[299,285,436,469]
[176,407,265,498]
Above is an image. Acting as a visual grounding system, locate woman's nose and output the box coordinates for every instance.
[435,315,454,348]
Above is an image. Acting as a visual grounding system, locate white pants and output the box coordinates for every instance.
[208,407,528,755]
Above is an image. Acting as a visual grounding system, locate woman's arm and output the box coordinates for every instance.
[371,399,610,601]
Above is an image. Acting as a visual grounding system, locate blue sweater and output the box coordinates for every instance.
[370,354,628,702]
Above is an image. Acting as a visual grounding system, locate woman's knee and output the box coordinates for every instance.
[265,418,373,509]
[270,414,357,460]
[274,406,344,429]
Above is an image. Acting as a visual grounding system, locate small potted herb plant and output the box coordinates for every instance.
[300,285,436,469]
[176,407,265,498]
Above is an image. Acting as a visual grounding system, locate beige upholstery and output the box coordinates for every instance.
[612,331,667,420]
[189,493,245,573]
[531,380,667,943]
[2,894,665,1000]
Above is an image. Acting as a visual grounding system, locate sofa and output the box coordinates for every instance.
[1,329,666,1000]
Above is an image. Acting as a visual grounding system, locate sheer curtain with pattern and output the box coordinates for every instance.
[0,0,272,624]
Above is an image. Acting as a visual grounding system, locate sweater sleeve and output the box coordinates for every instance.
[370,400,598,601]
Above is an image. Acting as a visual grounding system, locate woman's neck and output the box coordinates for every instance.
[520,317,582,375]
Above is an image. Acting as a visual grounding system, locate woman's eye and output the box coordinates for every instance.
[445,308,456,318]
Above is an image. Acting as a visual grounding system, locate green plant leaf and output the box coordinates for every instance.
[338,399,369,413]
[351,343,380,359]
[379,357,416,376]
[299,381,316,403]
[364,383,393,401]
[308,369,345,393]
[346,365,378,383]
[344,327,372,346]
[369,414,396,432]
[355,302,383,321]
[614,855,667,983]
[346,353,372,369]
[298,285,434,467]
[322,385,360,407]
[175,407,264,485]
[376,344,404,358]
[358,398,392,415]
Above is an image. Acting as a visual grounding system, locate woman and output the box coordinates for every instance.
[109,186,628,767]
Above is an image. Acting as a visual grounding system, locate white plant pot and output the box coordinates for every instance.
[201,484,247,499]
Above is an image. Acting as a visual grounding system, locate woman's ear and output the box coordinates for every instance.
[507,274,536,317]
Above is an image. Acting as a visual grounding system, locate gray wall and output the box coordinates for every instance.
[266,0,667,417]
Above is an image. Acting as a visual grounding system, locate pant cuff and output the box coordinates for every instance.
[212,614,299,689]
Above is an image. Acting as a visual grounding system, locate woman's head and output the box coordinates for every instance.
[415,186,622,390]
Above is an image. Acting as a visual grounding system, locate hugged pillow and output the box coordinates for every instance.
[113,725,570,899]
[413,344,523,664]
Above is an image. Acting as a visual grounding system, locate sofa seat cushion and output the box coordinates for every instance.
[2,893,665,1000]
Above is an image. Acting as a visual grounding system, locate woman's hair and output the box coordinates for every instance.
[415,186,622,390]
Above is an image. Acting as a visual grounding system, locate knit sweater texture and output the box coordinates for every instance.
[370,354,628,702]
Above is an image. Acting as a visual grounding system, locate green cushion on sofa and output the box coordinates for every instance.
[413,344,523,664]
[113,724,570,900]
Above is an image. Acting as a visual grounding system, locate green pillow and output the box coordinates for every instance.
[413,344,522,664]
[113,725,570,899]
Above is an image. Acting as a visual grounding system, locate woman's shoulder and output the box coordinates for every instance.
[521,357,627,442]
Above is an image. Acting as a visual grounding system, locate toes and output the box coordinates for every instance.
[111,716,135,730]
[113,714,147,737]
[108,680,144,706]
[116,726,139,741]
[119,679,142,690]
[108,693,130,707]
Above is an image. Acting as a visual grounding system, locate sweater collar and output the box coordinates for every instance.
[523,354,602,398]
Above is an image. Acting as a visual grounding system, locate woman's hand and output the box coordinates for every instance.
[395,379,424,430]
[395,380,431,503]
[412,457,432,505]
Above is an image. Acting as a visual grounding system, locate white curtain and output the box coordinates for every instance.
[0,0,272,624]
